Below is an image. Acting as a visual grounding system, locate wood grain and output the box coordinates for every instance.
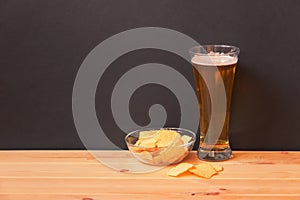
[0,151,299,200]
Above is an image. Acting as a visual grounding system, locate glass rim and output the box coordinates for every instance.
[189,44,240,57]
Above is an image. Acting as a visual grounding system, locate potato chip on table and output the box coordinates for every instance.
[167,162,194,176]
[189,163,218,179]
[167,162,223,179]
[211,164,223,172]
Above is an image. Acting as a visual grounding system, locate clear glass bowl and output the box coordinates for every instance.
[125,127,196,166]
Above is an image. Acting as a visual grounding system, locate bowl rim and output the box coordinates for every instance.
[125,127,196,149]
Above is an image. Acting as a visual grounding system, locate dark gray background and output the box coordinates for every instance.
[0,0,299,150]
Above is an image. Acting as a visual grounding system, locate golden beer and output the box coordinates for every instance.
[190,45,239,161]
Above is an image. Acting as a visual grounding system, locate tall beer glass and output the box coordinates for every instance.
[190,45,240,161]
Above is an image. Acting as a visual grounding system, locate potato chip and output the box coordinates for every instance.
[153,154,163,165]
[133,129,192,165]
[189,163,217,179]
[135,139,141,146]
[167,162,194,177]
[212,164,223,172]
[172,150,189,163]
[139,130,159,139]
[155,130,181,147]
[129,146,144,153]
[136,151,153,162]
[181,135,192,144]
[138,138,157,148]
[159,134,185,163]
[160,147,186,164]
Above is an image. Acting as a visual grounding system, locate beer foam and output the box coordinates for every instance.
[191,52,238,66]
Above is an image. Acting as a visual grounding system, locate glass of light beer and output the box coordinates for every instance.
[189,45,240,161]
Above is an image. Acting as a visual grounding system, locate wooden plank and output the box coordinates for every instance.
[0,151,299,179]
[0,151,299,164]
[1,194,300,200]
[0,163,299,179]
[0,150,96,163]
[1,178,300,195]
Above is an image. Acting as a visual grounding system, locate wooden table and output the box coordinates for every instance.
[0,151,299,199]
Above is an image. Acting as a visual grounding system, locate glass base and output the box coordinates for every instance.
[197,147,232,161]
